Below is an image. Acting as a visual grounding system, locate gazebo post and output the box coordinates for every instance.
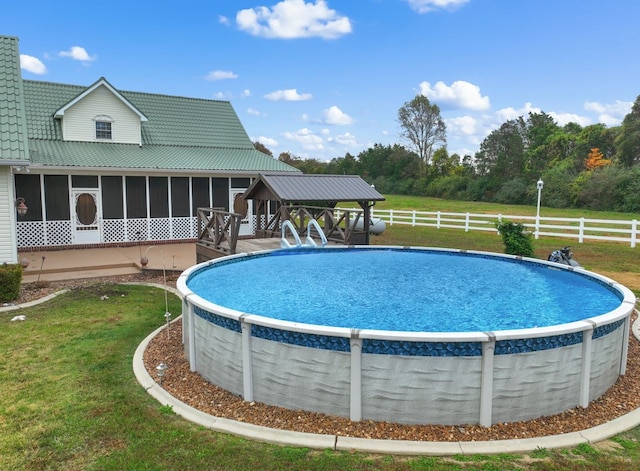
[360,201,371,245]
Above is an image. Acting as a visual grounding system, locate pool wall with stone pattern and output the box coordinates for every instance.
[177,247,636,427]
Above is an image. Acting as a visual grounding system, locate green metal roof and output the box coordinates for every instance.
[0,35,297,173]
[28,140,295,172]
[0,36,29,163]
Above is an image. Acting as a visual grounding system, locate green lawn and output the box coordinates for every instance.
[375,194,640,220]
[1,197,639,469]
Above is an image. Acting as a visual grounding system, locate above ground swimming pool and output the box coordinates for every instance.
[177,246,636,427]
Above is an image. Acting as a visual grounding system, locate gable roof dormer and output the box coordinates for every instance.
[54,77,148,121]
[54,77,148,145]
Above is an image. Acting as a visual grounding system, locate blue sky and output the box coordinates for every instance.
[4,0,640,162]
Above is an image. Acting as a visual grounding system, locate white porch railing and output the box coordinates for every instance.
[346,208,639,248]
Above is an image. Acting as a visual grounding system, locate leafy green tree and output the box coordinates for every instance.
[397,95,446,168]
[615,95,640,166]
[278,151,297,165]
[325,152,360,175]
[523,112,560,177]
[355,144,421,193]
[253,141,273,156]
[538,160,576,208]
[475,118,526,180]
[574,165,640,211]
[494,178,529,205]
[431,147,458,177]
[425,175,472,200]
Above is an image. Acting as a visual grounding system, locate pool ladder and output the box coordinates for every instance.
[281,219,328,248]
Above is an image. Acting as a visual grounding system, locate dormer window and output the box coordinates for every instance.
[95,121,112,140]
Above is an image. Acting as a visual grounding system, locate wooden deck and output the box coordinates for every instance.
[195,206,361,263]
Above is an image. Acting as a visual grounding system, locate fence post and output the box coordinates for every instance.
[389,209,393,226]
[465,212,470,232]
[437,211,441,229]
[579,218,585,244]
[632,220,637,248]
[412,210,416,227]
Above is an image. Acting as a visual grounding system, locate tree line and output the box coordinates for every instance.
[254,94,640,213]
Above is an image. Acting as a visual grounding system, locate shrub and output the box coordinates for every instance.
[494,178,529,204]
[425,175,471,200]
[496,220,535,257]
[0,263,23,303]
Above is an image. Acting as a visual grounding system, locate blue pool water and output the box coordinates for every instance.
[187,248,622,332]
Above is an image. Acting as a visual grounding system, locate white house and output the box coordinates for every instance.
[0,35,299,264]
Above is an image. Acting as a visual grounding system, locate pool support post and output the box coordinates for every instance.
[579,325,594,408]
[350,332,363,421]
[185,296,197,372]
[480,337,495,427]
[241,317,254,403]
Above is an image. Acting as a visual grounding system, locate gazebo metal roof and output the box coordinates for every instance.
[244,174,384,204]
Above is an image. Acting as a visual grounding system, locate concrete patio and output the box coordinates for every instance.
[18,238,290,283]
[18,243,196,283]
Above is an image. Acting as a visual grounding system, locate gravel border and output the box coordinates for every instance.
[8,276,640,452]
[143,312,640,446]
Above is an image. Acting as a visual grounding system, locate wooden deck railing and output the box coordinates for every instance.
[256,205,367,245]
[196,207,244,254]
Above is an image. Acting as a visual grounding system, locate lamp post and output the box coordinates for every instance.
[535,179,544,239]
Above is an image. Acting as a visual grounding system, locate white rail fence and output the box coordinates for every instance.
[361,209,639,248]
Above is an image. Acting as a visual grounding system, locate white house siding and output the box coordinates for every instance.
[0,166,18,263]
[61,86,142,144]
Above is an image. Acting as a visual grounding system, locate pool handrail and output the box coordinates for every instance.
[306,219,328,247]
[281,220,302,248]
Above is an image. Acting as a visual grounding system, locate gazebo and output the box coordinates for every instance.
[243,174,385,245]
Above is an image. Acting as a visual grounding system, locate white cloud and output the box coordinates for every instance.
[405,0,469,14]
[283,127,324,150]
[323,105,354,125]
[264,88,312,101]
[257,135,279,147]
[218,15,230,25]
[584,100,632,126]
[247,107,266,117]
[332,132,358,146]
[20,54,47,74]
[236,0,352,39]
[213,91,230,99]
[494,102,541,123]
[59,46,96,62]
[206,70,238,81]
[549,112,592,127]
[241,89,251,97]
[419,80,490,111]
[446,115,478,137]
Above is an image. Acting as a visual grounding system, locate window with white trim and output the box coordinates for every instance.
[95,120,112,140]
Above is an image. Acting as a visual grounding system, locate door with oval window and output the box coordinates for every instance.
[72,190,102,244]
[230,189,253,236]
